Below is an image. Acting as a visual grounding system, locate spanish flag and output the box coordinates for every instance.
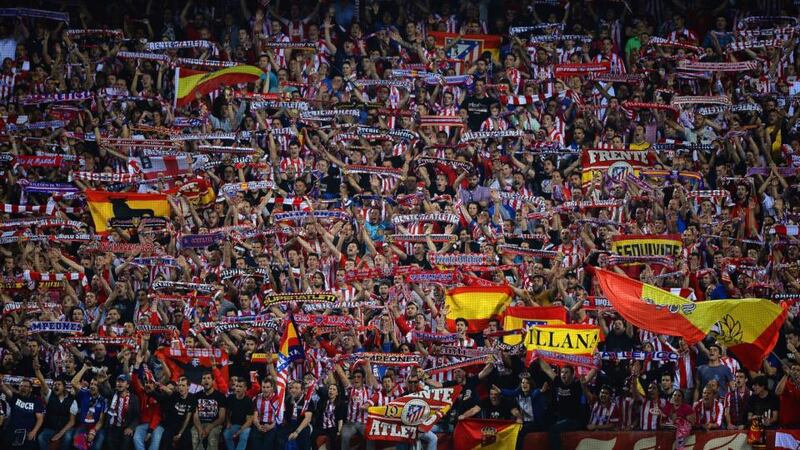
[502,306,566,345]
[174,65,264,107]
[168,177,216,206]
[445,286,513,333]
[453,418,521,450]
[596,269,786,370]
[86,190,170,233]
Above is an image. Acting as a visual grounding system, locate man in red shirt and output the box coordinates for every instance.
[776,361,800,426]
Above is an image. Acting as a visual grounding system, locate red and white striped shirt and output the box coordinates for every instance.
[639,398,667,431]
[618,396,637,429]
[480,117,509,131]
[280,157,304,172]
[594,53,626,74]
[369,385,402,407]
[693,399,724,428]
[346,385,372,423]
[720,356,741,376]
[255,392,281,424]
[673,350,697,390]
[590,401,620,427]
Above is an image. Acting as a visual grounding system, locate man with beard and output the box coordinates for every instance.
[35,359,77,450]
[458,171,491,208]
[155,377,195,450]
[222,378,253,450]
[510,273,558,306]
[105,374,139,450]
[283,380,313,450]
[0,377,44,450]
[192,371,226,450]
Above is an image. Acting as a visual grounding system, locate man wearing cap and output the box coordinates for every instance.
[105,374,139,450]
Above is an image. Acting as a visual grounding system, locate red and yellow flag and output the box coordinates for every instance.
[275,314,304,423]
[453,418,521,450]
[525,324,601,368]
[174,65,264,107]
[86,190,170,233]
[445,286,513,333]
[596,269,786,370]
[502,306,566,345]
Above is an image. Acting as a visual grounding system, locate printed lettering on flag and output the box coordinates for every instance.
[502,306,567,345]
[580,148,653,188]
[366,386,461,442]
[524,324,601,368]
[611,234,683,262]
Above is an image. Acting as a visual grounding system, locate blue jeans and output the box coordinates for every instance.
[395,430,437,450]
[222,425,250,450]
[247,426,277,450]
[133,424,163,450]
[38,428,75,450]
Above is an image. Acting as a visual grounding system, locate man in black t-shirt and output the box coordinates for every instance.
[223,379,254,450]
[439,368,482,432]
[192,372,226,450]
[480,389,515,420]
[155,377,196,450]
[540,361,585,450]
[748,376,780,428]
[0,377,45,450]
[461,79,494,131]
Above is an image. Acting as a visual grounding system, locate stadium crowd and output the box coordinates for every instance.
[1,1,800,450]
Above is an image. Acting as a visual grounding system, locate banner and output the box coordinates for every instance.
[580,148,652,187]
[453,418,521,450]
[595,269,786,370]
[502,306,567,346]
[445,286,513,333]
[429,31,501,74]
[28,321,82,334]
[554,62,610,79]
[610,234,683,262]
[86,190,170,233]
[263,293,337,306]
[340,352,425,367]
[489,430,756,450]
[777,431,800,450]
[175,65,264,107]
[525,324,600,367]
[366,386,461,442]
[128,155,191,180]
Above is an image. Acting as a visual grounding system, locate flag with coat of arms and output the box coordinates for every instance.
[429,31,502,74]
